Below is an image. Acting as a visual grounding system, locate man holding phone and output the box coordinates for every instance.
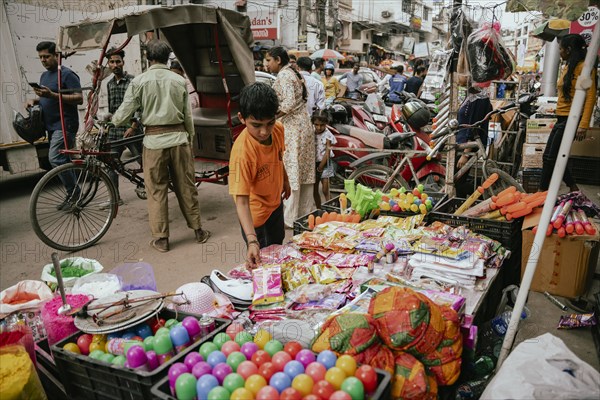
[27,41,83,210]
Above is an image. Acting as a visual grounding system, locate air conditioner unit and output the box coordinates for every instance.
[381,10,391,18]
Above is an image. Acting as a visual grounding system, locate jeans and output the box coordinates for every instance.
[49,130,77,195]
[539,117,576,190]
[241,202,285,248]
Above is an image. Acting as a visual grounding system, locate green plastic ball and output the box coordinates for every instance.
[223,372,246,393]
[199,342,219,360]
[235,331,253,347]
[227,351,247,372]
[89,350,105,360]
[213,332,230,350]
[207,386,230,400]
[112,355,127,366]
[263,339,284,357]
[341,376,365,400]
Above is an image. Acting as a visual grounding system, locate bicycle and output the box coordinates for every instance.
[348,106,524,196]
[29,121,146,252]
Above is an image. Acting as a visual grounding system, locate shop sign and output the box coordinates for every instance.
[248,7,278,40]
[411,17,422,30]
[570,6,599,54]
[402,37,415,54]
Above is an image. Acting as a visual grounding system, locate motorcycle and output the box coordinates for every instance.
[334,90,391,133]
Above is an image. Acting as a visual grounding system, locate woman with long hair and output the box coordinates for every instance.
[539,34,597,192]
[266,46,316,227]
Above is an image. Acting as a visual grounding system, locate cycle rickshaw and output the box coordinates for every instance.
[29,4,256,251]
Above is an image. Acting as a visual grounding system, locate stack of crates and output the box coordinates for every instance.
[520,118,556,192]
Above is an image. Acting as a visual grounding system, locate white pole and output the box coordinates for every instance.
[496,25,600,369]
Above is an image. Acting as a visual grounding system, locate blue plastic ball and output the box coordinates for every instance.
[269,372,291,393]
[135,324,153,339]
[206,351,227,368]
[283,360,304,379]
[196,374,219,399]
[121,332,136,340]
[316,350,337,370]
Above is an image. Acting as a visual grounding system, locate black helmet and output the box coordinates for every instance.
[13,105,45,144]
[330,104,348,124]
[402,101,430,129]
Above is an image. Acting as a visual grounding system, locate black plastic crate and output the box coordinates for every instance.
[151,365,392,399]
[520,168,542,193]
[51,309,230,400]
[35,338,68,400]
[293,209,325,235]
[429,197,523,250]
[322,192,447,220]
[570,156,600,185]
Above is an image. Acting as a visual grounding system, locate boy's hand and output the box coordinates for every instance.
[282,180,291,200]
[246,245,261,269]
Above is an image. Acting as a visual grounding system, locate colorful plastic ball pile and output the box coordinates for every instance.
[379,184,436,215]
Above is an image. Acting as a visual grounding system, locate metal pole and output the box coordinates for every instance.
[541,38,560,96]
[497,24,600,369]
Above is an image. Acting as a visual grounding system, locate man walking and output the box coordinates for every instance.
[297,57,325,116]
[340,62,363,99]
[27,41,83,210]
[112,40,210,252]
[388,65,408,103]
[103,47,142,208]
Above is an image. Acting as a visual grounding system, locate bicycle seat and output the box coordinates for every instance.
[388,132,415,148]
[192,108,241,127]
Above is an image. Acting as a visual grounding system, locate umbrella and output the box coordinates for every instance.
[310,49,345,60]
[532,19,571,41]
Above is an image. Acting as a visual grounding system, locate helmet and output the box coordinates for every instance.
[402,101,430,129]
[324,63,335,74]
[13,105,45,144]
[330,104,348,124]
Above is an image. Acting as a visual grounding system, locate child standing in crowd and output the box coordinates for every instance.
[312,110,337,209]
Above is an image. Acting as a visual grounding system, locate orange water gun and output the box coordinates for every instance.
[454,173,499,215]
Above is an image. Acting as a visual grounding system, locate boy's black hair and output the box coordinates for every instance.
[297,56,314,72]
[239,82,279,120]
[36,41,56,54]
[312,109,331,124]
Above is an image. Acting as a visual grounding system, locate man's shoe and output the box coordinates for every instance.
[195,229,211,243]
[150,238,169,252]
[99,198,124,210]
[56,198,74,211]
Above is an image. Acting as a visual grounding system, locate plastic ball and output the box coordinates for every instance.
[414,198,422,205]
[212,362,233,385]
[272,351,293,372]
[252,350,272,366]
[107,332,120,340]
[169,363,190,387]
[175,373,197,400]
[313,380,335,399]
[230,387,255,400]
[380,202,391,211]
[258,361,277,381]
[184,352,204,370]
[181,317,201,340]
[412,188,421,196]
[295,349,316,368]
[126,345,148,369]
[389,200,397,207]
[341,377,364,400]
[63,343,81,354]
[240,341,259,360]
[417,183,425,192]
[245,374,268,396]
[112,355,126,366]
[196,375,219,400]
[212,332,230,350]
[121,332,136,340]
[99,353,115,363]
[155,327,170,337]
[226,323,246,340]
[164,319,178,329]
[256,385,281,400]
[223,373,246,393]
[143,336,155,352]
[235,331,254,347]
[305,362,326,382]
[221,340,242,356]
[399,187,407,193]
[191,361,212,378]
[335,355,357,377]
[325,367,346,390]
[199,342,219,360]
[264,339,284,357]
[279,387,303,400]
[410,204,419,213]
[253,329,272,349]
[391,204,401,212]
[89,350,105,360]
[329,390,352,400]
[146,351,159,371]
[283,341,303,359]
[355,364,378,393]
[421,193,429,201]
[292,374,314,397]
[227,351,247,372]
[316,350,337,370]
[270,372,292,393]
[207,350,227,368]
[207,386,231,400]
[76,334,93,355]
[283,360,305,379]
[135,324,153,339]
[234,360,257,379]
[419,204,428,214]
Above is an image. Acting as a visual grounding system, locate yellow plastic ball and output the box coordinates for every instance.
[230,387,254,400]
[325,367,347,390]
[89,342,106,354]
[292,374,314,397]
[336,355,357,376]
[253,329,272,349]
[63,343,81,354]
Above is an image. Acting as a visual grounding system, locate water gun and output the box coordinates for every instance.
[454,173,499,215]
[571,210,585,235]
[339,193,348,214]
[490,190,522,210]
[544,204,563,236]
[565,213,575,235]
[552,200,572,229]
[461,198,494,217]
[578,209,597,235]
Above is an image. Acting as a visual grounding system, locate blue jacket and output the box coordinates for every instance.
[388,73,407,103]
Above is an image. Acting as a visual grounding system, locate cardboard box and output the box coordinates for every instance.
[526,132,551,144]
[570,127,600,158]
[526,118,557,134]
[521,229,599,298]
[521,143,545,168]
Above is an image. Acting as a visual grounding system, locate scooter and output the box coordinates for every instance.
[335,90,391,133]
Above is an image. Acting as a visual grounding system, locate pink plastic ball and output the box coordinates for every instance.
[295,349,316,368]
[240,342,259,360]
[221,340,241,356]
[192,361,212,379]
[272,351,292,372]
[237,360,259,380]
[226,323,245,340]
[212,362,233,385]
[305,362,326,382]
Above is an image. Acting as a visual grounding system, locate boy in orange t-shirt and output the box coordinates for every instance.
[229,83,291,268]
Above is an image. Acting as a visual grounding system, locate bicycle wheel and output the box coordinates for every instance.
[484,165,525,196]
[348,164,409,191]
[30,163,118,252]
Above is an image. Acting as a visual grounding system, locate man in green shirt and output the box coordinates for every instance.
[112,40,210,252]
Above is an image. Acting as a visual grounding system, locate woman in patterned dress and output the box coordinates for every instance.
[266,47,316,227]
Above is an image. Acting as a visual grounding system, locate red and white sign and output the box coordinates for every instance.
[570,6,599,54]
[248,7,278,41]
